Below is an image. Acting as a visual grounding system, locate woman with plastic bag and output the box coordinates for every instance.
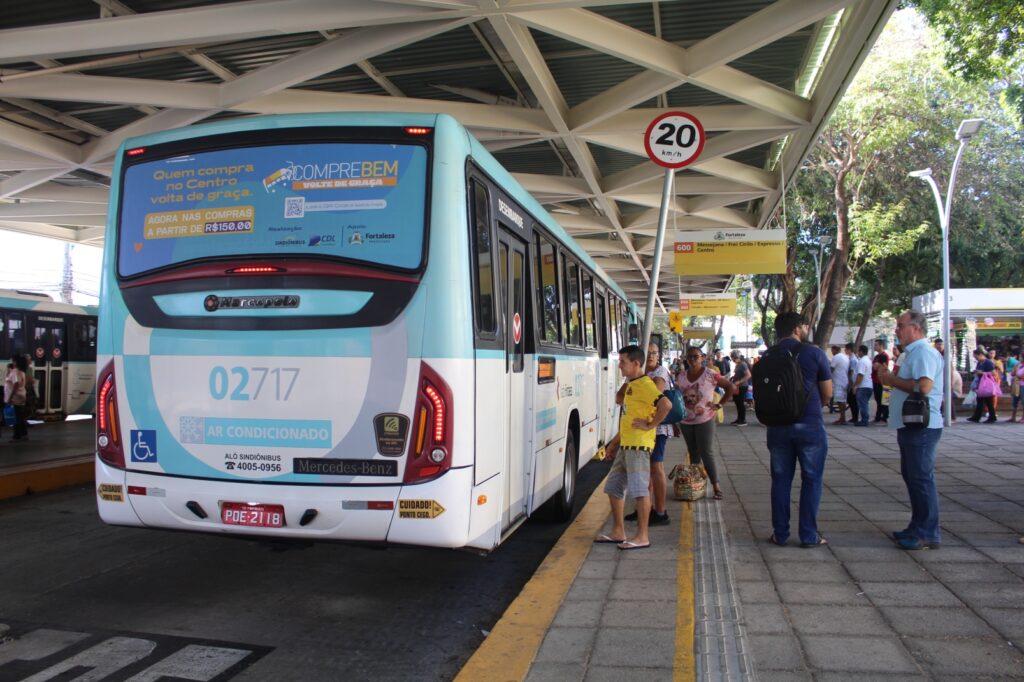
[675,346,737,500]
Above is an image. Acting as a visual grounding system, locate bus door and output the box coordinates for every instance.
[595,289,610,443]
[31,318,67,416]
[497,230,528,528]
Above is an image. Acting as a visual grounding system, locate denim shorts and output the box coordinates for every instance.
[651,433,668,463]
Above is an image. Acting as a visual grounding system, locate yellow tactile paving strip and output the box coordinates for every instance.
[456,480,696,681]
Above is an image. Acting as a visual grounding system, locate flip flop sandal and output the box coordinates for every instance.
[768,533,787,546]
[595,534,626,544]
[713,491,723,500]
[800,536,828,548]
[617,541,651,550]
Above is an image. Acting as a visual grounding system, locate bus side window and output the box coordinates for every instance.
[470,180,496,337]
[72,319,97,361]
[608,296,619,350]
[563,256,581,347]
[535,233,561,344]
[6,313,26,357]
[582,273,595,350]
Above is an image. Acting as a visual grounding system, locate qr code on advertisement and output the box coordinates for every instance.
[284,196,304,218]
[180,416,204,444]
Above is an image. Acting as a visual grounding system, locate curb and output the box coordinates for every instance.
[0,456,94,500]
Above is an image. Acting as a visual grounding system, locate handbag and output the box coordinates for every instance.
[662,387,688,425]
[2,404,14,427]
[976,373,997,398]
[901,380,930,430]
[668,463,707,500]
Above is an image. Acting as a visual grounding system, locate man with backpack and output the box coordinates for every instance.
[753,312,833,547]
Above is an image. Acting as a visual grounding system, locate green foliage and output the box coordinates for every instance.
[909,0,1024,82]
[848,201,929,272]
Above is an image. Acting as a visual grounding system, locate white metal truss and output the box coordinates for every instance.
[0,0,898,309]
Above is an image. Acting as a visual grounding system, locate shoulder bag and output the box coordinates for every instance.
[901,380,930,430]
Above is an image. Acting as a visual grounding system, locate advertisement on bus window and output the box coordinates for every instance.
[118,143,428,277]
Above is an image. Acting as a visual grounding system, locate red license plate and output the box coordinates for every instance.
[221,502,285,528]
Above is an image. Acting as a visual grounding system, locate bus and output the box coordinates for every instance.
[95,113,636,551]
[0,289,98,419]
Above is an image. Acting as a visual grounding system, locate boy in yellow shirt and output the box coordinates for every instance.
[597,345,672,550]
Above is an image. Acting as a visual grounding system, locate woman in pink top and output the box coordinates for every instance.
[677,347,737,500]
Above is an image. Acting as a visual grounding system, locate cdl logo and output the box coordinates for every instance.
[675,242,694,253]
[678,300,690,310]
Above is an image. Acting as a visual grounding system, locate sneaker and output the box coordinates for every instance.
[897,536,940,551]
[892,528,915,540]
[984,417,997,423]
[733,421,747,427]
[649,511,670,526]
[967,417,980,423]
[624,511,638,522]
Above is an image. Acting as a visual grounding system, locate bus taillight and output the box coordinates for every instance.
[404,362,453,483]
[96,361,125,468]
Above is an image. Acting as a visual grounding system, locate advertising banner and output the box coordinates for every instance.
[679,293,737,316]
[674,229,786,276]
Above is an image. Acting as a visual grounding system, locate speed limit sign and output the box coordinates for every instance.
[644,112,706,169]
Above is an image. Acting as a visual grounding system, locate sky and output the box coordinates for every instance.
[0,230,103,305]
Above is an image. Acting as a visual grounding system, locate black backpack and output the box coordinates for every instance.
[752,343,809,426]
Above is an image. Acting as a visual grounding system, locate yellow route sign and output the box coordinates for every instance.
[679,293,737,316]
[683,327,715,340]
[399,499,446,519]
[674,229,786,276]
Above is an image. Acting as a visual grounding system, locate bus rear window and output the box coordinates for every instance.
[117,142,428,277]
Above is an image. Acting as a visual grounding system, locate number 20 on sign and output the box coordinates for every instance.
[644,112,706,169]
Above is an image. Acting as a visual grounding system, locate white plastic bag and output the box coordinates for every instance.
[961,390,977,408]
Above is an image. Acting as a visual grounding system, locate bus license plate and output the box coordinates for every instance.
[221,502,285,528]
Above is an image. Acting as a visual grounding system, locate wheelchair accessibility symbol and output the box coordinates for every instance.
[130,430,158,463]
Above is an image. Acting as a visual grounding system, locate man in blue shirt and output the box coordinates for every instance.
[877,310,944,550]
[766,312,833,548]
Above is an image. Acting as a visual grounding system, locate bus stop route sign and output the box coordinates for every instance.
[644,112,706,169]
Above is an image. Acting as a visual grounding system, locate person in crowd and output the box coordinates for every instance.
[598,345,672,550]
[932,337,945,358]
[845,343,860,424]
[830,344,850,425]
[765,313,832,547]
[853,345,873,426]
[1009,353,1024,423]
[642,342,673,525]
[729,351,750,426]
[4,354,29,442]
[872,339,890,423]
[676,346,737,501]
[990,350,1004,411]
[950,365,963,422]
[968,348,998,423]
[877,311,944,550]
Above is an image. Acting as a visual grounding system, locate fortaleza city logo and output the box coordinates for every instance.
[346,225,395,246]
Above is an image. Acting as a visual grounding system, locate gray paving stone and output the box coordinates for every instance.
[739,603,791,634]
[767,561,850,583]
[905,637,1024,677]
[534,626,596,664]
[600,598,676,628]
[735,580,780,604]
[565,577,613,602]
[589,627,675,669]
[583,664,673,681]
[974,606,1024,641]
[843,561,931,582]
[815,673,926,681]
[786,605,892,636]
[946,581,1024,608]
[526,661,586,682]
[856,581,963,607]
[801,635,919,673]
[830,546,916,563]
[774,581,866,605]
[607,578,677,602]
[909,546,991,563]
[552,599,605,628]
[756,672,812,682]
[746,634,804,671]
[731,561,770,581]
[976,546,1024,562]
[612,558,676,581]
[922,561,1020,583]
[878,605,997,638]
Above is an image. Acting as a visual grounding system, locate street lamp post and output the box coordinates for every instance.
[910,117,984,427]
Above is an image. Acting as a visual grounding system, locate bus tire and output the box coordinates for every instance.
[543,430,577,522]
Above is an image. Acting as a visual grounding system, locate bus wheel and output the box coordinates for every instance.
[544,431,577,522]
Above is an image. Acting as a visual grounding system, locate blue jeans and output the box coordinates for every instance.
[897,427,942,543]
[767,422,828,545]
[856,387,873,425]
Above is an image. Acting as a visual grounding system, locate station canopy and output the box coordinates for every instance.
[0,0,895,310]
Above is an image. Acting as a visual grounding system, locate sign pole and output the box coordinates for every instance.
[641,167,674,355]
[641,111,706,359]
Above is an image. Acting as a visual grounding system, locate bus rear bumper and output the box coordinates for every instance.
[96,465,479,548]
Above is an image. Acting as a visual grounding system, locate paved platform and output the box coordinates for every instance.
[0,417,94,499]
[464,412,1024,680]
